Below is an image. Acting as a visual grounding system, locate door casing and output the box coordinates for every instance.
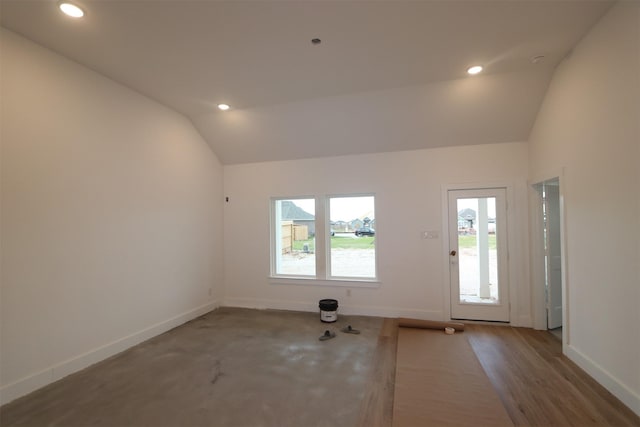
[530,170,569,347]
[441,182,518,323]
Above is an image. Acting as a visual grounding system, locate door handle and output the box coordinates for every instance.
[450,250,457,256]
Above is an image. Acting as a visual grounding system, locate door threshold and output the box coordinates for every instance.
[451,318,511,326]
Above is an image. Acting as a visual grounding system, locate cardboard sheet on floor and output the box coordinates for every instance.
[397,318,465,331]
[392,327,514,427]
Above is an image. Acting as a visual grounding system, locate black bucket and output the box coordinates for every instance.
[319,299,338,323]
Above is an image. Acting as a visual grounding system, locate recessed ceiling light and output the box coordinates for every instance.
[218,104,230,111]
[311,38,322,45]
[59,2,84,18]
[467,65,483,75]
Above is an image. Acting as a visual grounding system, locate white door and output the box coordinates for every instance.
[543,181,563,329]
[448,188,509,322]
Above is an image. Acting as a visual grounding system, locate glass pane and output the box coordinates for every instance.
[329,196,375,278]
[457,197,499,304]
[275,199,315,276]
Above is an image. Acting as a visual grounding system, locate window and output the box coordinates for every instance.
[272,198,316,276]
[271,194,376,281]
[329,196,376,278]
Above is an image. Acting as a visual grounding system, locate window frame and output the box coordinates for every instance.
[270,196,318,278]
[326,194,378,281]
[269,193,378,285]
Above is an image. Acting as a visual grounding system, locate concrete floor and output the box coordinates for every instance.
[0,308,383,427]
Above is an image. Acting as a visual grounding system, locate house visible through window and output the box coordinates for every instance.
[271,195,376,281]
[273,198,316,276]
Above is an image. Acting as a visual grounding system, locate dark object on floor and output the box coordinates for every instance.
[319,330,336,341]
[319,299,338,323]
[342,325,361,334]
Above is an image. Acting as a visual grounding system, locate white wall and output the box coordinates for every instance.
[0,29,224,403]
[528,1,640,414]
[194,69,551,164]
[223,142,530,324]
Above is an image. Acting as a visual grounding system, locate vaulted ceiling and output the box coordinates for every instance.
[1,0,613,164]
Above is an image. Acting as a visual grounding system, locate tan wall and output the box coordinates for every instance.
[527,1,640,413]
[223,142,530,324]
[0,29,224,403]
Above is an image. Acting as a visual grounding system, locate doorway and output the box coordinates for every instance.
[536,178,563,338]
[448,188,509,322]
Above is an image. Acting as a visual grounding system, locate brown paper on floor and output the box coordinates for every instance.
[397,318,465,331]
[392,327,514,427]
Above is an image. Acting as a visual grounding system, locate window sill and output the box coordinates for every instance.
[268,276,380,288]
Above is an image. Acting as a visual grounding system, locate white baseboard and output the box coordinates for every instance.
[0,300,220,406]
[514,314,532,328]
[223,297,316,312]
[222,297,444,320]
[566,344,640,416]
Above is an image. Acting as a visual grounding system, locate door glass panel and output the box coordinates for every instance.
[457,197,499,304]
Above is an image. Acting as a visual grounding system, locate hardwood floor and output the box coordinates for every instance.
[466,325,640,427]
[357,318,399,427]
[361,323,640,427]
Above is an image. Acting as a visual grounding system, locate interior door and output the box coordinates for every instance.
[544,181,563,329]
[448,188,509,322]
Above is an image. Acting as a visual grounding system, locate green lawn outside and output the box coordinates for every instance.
[458,234,497,249]
[331,235,375,249]
[292,235,375,251]
[292,235,491,251]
